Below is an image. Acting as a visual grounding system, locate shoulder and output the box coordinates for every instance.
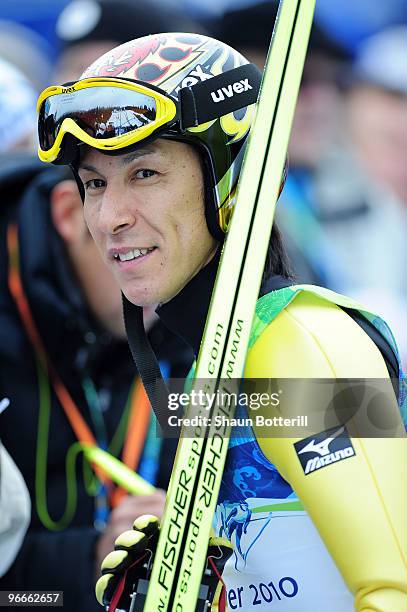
[245,291,389,378]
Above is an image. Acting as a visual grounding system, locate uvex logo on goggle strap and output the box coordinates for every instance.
[210,78,253,103]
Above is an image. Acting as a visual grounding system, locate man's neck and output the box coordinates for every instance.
[156,248,222,357]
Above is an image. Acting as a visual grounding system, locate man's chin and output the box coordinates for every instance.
[122,277,183,308]
[122,285,160,309]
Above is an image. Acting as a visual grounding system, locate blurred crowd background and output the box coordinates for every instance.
[1,0,406,365]
[0,1,406,609]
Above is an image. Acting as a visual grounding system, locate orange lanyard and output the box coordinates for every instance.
[7,222,150,504]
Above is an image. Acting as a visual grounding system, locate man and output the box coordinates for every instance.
[341,26,407,364]
[37,33,407,610]
[0,155,192,611]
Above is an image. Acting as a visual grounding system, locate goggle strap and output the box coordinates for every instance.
[179,63,262,130]
[122,296,169,431]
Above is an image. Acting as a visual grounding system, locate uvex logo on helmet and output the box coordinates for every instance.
[211,78,253,103]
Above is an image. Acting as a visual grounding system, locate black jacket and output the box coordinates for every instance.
[0,156,193,611]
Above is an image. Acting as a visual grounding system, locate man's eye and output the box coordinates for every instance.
[135,169,156,179]
[84,178,105,190]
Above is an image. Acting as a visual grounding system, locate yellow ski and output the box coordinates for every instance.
[144,1,316,609]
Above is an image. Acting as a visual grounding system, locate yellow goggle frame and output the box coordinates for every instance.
[37,77,178,163]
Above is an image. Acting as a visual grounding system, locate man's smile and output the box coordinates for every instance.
[110,246,157,262]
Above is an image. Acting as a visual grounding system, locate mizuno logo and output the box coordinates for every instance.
[302,447,355,474]
[297,426,345,457]
[211,79,252,103]
[295,426,355,475]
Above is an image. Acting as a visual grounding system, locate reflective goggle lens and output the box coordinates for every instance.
[38,86,157,151]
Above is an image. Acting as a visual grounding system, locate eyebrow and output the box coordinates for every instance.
[78,145,158,173]
[120,146,157,165]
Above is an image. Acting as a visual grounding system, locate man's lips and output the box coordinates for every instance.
[107,245,158,267]
[108,246,157,262]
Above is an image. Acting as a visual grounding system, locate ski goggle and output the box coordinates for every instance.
[37,65,262,164]
[37,77,179,163]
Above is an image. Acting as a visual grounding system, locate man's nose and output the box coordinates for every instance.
[99,186,136,235]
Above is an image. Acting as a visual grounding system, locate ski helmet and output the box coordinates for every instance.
[37,33,284,236]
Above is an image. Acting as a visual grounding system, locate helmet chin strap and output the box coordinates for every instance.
[121,294,169,431]
[69,163,85,200]
[200,153,225,242]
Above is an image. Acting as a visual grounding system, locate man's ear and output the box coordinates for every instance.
[50,180,84,244]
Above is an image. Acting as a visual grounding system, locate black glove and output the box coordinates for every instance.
[95,514,232,611]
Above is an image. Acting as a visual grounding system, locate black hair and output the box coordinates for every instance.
[264,223,294,281]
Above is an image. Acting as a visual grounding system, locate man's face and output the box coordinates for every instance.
[347,85,407,204]
[289,56,344,169]
[79,139,218,307]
